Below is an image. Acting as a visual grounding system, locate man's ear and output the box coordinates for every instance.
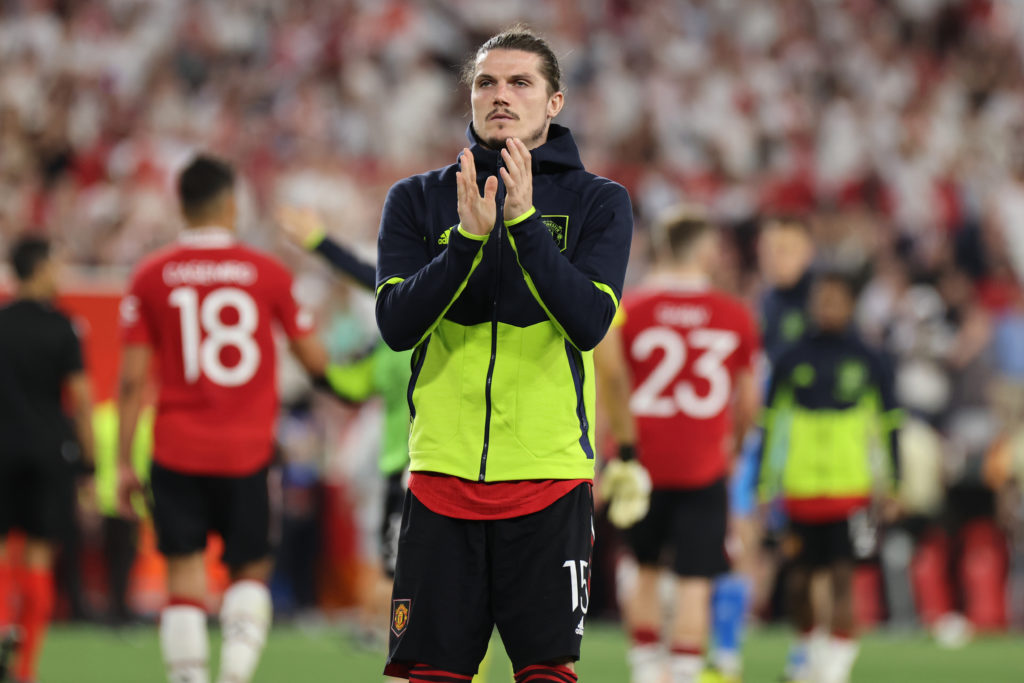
[547,91,564,119]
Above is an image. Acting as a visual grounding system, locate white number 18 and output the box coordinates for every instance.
[169,286,261,387]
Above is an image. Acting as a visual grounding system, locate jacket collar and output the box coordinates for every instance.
[779,269,813,298]
[809,327,854,342]
[463,123,584,175]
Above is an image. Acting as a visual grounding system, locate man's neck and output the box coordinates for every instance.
[179,224,236,248]
[16,283,52,302]
[775,268,811,292]
[186,222,232,232]
[651,263,708,284]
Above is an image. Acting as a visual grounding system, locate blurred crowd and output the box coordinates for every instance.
[5,0,1024,627]
[3,0,1024,266]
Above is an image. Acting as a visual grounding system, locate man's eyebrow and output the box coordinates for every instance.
[475,72,535,82]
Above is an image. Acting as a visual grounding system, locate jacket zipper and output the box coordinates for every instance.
[565,342,594,459]
[406,337,430,420]
[479,157,505,482]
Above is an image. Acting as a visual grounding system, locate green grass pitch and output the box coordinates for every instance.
[34,622,1024,682]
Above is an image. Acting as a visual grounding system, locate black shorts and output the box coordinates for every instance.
[381,471,406,578]
[626,477,729,578]
[384,483,594,678]
[0,455,74,540]
[784,518,854,568]
[149,462,271,569]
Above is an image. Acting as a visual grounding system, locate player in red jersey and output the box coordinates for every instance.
[596,207,761,683]
[117,155,329,683]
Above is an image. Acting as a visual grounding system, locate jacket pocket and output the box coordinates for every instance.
[408,320,491,456]
[503,322,582,458]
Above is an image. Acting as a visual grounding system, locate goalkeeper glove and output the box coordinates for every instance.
[599,445,652,529]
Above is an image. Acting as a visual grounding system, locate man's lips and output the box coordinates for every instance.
[488,111,517,121]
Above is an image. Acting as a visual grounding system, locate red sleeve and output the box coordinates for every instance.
[120,268,154,345]
[268,259,314,340]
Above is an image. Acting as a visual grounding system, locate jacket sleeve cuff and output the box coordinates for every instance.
[503,206,537,227]
[456,224,490,242]
[303,228,326,250]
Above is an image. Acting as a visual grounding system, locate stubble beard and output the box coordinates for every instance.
[483,119,548,151]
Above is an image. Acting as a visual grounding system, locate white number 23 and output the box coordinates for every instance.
[629,327,739,419]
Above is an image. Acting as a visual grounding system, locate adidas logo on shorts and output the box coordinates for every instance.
[575,616,585,636]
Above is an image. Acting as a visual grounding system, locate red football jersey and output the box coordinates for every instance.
[120,227,313,476]
[618,280,759,488]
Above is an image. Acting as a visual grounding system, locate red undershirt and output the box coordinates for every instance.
[785,496,870,523]
[409,471,591,520]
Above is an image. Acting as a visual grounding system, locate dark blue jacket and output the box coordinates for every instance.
[374,124,632,482]
[761,270,813,366]
[758,329,902,508]
[312,236,376,291]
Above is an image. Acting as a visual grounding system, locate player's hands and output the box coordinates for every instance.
[116,463,143,520]
[275,205,325,249]
[456,148,498,236]
[598,459,652,529]
[499,137,533,221]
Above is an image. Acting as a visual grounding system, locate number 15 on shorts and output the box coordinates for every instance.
[563,559,590,614]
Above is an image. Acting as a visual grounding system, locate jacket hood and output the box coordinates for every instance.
[465,123,584,174]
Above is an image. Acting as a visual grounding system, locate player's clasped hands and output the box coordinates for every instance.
[456,138,534,235]
[456,147,498,236]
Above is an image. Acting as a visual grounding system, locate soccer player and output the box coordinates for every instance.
[374,25,633,683]
[117,155,332,683]
[0,235,94,683]
[758,272,901,683]
[711,215,818,680]
[595,208,760,683]
[278,208,514,683]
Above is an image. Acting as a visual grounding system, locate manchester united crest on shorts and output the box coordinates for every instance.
[391,599,411,637]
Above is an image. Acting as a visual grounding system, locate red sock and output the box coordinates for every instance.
[0,559,13,627]
[631,626,660,646]
[514,663,578,682]
[670,644,703,657]
[166,595,207,611]
[408,663,473,682]
[15,568,53,682]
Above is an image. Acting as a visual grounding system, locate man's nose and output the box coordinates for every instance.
[492,82,511,104]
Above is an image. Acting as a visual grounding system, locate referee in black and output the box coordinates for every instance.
[0,235,94,683]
